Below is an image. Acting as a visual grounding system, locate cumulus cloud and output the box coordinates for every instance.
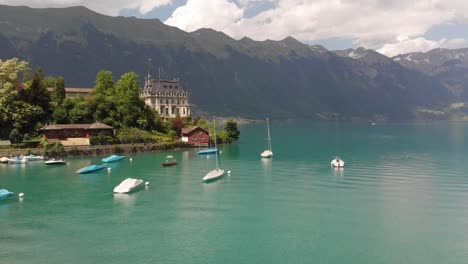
[164,0,468,55]
[0,0,172,16]
[377,36,468,57]
[165,0,244,33]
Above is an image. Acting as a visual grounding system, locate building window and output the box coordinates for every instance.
[177,100,180,104]
[164,85,167,88]
[201,136,205,140]
[169,85,172,88]
[166,99,169,104]
[183,108,186,115]
[171,100,174,104]
[160,99,163,104]
[192,136,197,141]
[166,108,169,115]
[175,86,178,89]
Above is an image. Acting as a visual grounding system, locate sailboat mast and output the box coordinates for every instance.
[213,118,220,169]
[267,117,272,152]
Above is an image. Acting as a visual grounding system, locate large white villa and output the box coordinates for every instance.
[141,73,191,121]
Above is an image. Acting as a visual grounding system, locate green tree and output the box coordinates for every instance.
[52,106,68,123]
[0,58,29,138]
[93,70,114,96]
[224,119,240,143]
[52,76,66,105]
[9,128,23,146]
[22,68,51,115]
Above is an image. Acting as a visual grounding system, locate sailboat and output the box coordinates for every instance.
[260,117,273,158]
[202,119,224,182]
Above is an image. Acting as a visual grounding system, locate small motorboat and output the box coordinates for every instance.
[162,155,178,167]
[0,189,14,199]
[75,164,106,174]
[197,148,218,155]
[44,159,67,165]
[113,178,144,193]
[331,157,345,168]
[102,155,126,163]
[7,157,28,164]
[23,154,44,161]
[0,157,9,163]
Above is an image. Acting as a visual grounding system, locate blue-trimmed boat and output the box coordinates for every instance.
[75,165,106,174]
[102,155,126,163]
[0,189,14,199]
[197,148,218,155]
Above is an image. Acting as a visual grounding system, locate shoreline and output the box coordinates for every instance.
[0,141,192,158]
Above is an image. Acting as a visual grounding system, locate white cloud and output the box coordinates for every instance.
[0,0,172,16]
[378,37,468,57]
[164,0,468,55]
[2,0,468,55]
[165,0,244,32]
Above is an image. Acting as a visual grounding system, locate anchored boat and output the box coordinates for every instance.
[44,159,67,165]
[102,155,126,163]
[0,189,14,199]
[113,178,144,193]
[76,165,106,174]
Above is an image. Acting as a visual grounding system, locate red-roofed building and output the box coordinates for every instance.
[181,126,209,147]
[40,122,113,146]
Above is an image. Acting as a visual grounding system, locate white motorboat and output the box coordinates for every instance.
[203,118,225,182]
[0,157,9,163]
[331,157,345,168]
[23,154,44,161]
[260,117,273,158]
[44,159,67,165]
[113,178,144,193]
[8,157,28,164]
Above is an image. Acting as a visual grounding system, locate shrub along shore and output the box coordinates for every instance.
[0,141,191,158]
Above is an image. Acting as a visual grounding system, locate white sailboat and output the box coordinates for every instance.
[260,117,273,158]
[203,119,224,182]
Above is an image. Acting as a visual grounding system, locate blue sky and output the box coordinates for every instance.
[2,0,468,56]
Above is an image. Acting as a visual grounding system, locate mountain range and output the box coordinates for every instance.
[0,4,466,120]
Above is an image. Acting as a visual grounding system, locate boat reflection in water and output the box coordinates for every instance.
[113,193,138,208]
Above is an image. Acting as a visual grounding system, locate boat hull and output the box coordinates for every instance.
[197,148,218,155]
[8,158,27,164]
[102,155,126,163]
[203,169,225,182]
[113,178,144,193]
[76,165,106,174]
[331,159,345,168]
[23,155,44,161]
[44,159,67,165]
[260,150,273,158]
[0,189,14,199]
[162,161,178,167]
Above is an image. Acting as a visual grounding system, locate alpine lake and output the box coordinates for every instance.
[1,121,468,264]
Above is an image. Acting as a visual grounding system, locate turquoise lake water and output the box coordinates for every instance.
[1,121,468,263]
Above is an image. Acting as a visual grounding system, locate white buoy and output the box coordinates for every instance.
[227,170,231,174]
[207,156,210,159]
[130,158,133,162]
[19,192,24,198]
[145,181,150,186]
[220,151,222,154]
[107,167,111,172]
